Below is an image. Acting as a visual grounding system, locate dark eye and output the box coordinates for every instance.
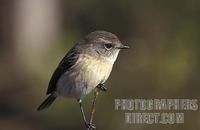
[104,43,113,50]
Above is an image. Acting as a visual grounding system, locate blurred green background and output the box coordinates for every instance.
[0,0,200,130]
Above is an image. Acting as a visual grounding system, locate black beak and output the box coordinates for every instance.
[117,44,130,49]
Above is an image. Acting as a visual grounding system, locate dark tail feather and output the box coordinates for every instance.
[37,94,56,111]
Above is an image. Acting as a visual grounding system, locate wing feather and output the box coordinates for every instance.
[46,47,79,94]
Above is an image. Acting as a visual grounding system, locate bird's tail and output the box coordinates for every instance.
[37,94,57,111]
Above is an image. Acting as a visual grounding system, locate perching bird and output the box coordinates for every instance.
[37,31,129,129]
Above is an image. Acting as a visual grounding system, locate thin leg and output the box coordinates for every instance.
[89,90,99,125]
[88,84,106,127]
[77,99,96,130]
[78,99,87,124]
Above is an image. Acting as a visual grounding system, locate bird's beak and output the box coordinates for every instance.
[117,44,130,49]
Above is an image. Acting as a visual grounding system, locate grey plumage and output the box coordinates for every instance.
[37,31,128,111]
[47,47,80,95]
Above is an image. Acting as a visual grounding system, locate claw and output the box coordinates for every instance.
[85,122,96,130]
[96,84,107,92]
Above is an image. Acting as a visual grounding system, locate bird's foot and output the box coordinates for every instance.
[85,122,96,130]
[96,84,107,92]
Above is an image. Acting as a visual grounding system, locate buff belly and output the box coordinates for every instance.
[56,54,114,99]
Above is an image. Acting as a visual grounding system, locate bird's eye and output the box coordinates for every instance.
[104,43,113,50]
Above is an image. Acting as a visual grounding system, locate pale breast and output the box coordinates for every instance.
[56,54,114,99]
[76,54,114,89]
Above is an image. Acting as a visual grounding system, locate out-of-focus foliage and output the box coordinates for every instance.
[0,0,200,130]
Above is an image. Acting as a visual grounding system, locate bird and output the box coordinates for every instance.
[37,30,129,130]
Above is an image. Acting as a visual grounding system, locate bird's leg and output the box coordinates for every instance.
[89,90,99,125]
[96,83,107,92]
[77,99,96,130]
[88,84,106,126]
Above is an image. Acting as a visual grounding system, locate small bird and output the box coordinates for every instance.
[37,31,129,129]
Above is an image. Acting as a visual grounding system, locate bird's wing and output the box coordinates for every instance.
[46,47,79,95]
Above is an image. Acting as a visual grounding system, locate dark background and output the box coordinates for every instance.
[0,0,200,130]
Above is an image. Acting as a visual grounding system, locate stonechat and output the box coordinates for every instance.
[37,31,129,129]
